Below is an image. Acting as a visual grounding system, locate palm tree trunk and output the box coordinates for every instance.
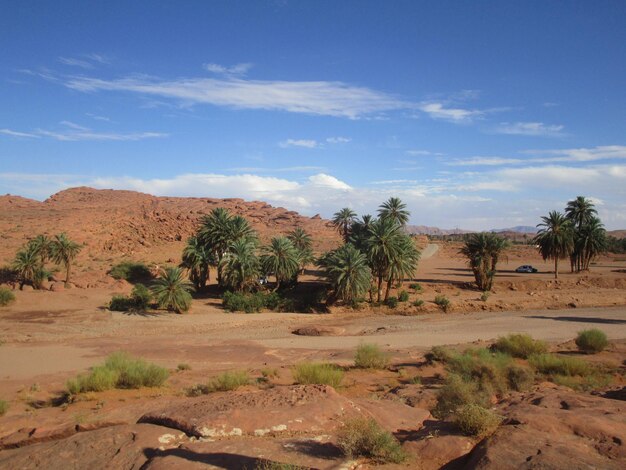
[377,276,383,303]
[554,258,558,280]
[384,277,393,302]
[65,262,71,284]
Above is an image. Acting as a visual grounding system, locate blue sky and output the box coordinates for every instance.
[1,0,625,230]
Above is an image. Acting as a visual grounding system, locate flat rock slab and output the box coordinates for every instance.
[0,423,185,470]
[139,385,360,438]
[352,398,431,433]
[463,386,626,469]
[292,326,345,336]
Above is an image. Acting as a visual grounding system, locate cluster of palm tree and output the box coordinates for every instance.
[12,233,82,288]
[180,207,314,293]
[459,233,509,291]
[534,196,607,279]
[321,197,420,304]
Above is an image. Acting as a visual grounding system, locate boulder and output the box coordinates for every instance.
[292,326,345,337]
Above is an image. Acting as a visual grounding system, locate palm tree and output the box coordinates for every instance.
[13,244,43,288]
[366,217,404,302]
[387,235,420,295]
[220,238,260,292]
[565,196,598,272]
[575,216,607,271]
[349,214,374,251]
[378,197,410,226]
[318,244,372,304]
[198,207,233,286]
[227,215,256,243]
[151,267,194,313]
[181,236,215,291]
[534,211,574,279]
[50,233,82,284]
[261,237,300,290]
[28,235,52,265]
[287,227,314,274]
[460,233,509,291]
[332,208,357,244]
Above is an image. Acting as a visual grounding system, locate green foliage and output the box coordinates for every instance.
[222,291,283,313]
[109,261,152,283]
[0,287,15,307]
[337,417,406,464]
[409,282,422,292]
[220,237,260,292]
[318,243,372,304]
[261,368,279,379]
[434,295,451,312]
[293,362,343,388]
[385,296,398,308]
[412,299,424,307]
[378,197,410,226]
[480,291,490,302]
[552,373,612,391]
[460,232,509,291]
[261,237,300,289]
[432,374,489,419]
[575,329,608,354]
[528,353,592,377]
[455,404,502,437]
[181,236,215,291]
[109,295,132,311]
[255,462,306,470]
[0,399,8,416]
[108,284,153,311]
[332,207,358,244]
[506,364,535,391]
[492,334,548,359]
[50,233,82,283]
[354,344,389,369]
[151,267,194,313]
[66,352,169,394]
[207,370,250,392]
[398,290,409,302]
[426,345,454,363]
[534,211,574,279]
[446,348,512,396]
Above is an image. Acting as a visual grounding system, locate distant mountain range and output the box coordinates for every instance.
[490,226,538,234]
[405,224,539,236]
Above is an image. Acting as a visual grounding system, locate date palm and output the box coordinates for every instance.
[220,238,260,292]
[460,233,509,291]
[534,211,574,279]
[288,227,314,274]
[387,235,420,297]
[151,267,194,313]
[366,217,404,302]
[181,236,215,291]
[319,243,372,304]
[12,243,43,288]
[261,237,300,290]
[50,233,82,284]
[565,196,598,272]
[378,197,410,226]
[575,216,607,271]
[28,234,53,266]
[332,208,357,244]
[198,207,233,286]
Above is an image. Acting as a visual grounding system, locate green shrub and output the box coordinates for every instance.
[412,299,424,307]
[492,334,548,359]
[337,417,406,464]
[432,374,490,419]
[0,399,8,416]
[446,348,512,396]
[222,291,285,313]
[207,370,250,392]
[409,283,422,292]
[398,290,409,302]
[575,329,608,354]
[528,353,592,377]
[354,344,389,369]
[480,291,490,302]
[0,287,15,307]
[425,345,454,363]
[130,284,152,310]
[109,295,132,311]
[109,261,152,283]
[261,368,279,379]
[552,373,612,392]
[255,462,306,470]
[385,296,398,308]
[293,362,343,388]
[434,295,451,312]
[66,352,168,394]
[455,404,502,437]
[506,364,535,391]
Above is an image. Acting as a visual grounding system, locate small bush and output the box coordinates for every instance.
[293,362,343,388]
[492,334,548,359]
[66,352,168,394]
[409,283,422,292]
[434,295,451,312]
[528,353,592,377]
[446,348,512,396]
[261,368,279,379]
[425,345,454,363]
[109,295,132,311]
[455,404,501,437]
[222,291,284,313]
[109,261,152,283]
[432,374,489,419]
[398,290,409,302]
[207,370,250,392]
[0,399,8,416]
[255,462,306,470]
[412,299,424,307]
[385,296,398,308]
[130,284,152,310]
[177,363,191,371]
[552,373,612,392]
[337,417,406,464]
[480,292,490,302]
[0,287,15,307]
[506,364,535,391]
[575,329,608,354]
[354,344,389,369]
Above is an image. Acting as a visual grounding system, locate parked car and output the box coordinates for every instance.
[515,265,538,273]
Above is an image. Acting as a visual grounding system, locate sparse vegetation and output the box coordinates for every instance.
[292,362,343,388]
[528,353,592,377]
[385,296,398,308]
[109,284,153,311]
[434,295,451,312]
[187,370,250,396]
[409,282,422,292]
[109,261,152,283]
[255,461,306,470]
[575,329,608,354]
[222,290,281,313]
[66,352,169,394]
[0,287,15,307]
[261,367,279,379]
[480,291,490,302]
[426,345,454,363]
[398,290,409,302]
[354,343,389,369]
[455,404,502,437]
[151,267,193,313]
[460,232,509,291]
[506,364,535,391]
[0,399,8,416]
[337,417,406,464]
[412,299,424,307]
[433,373,489,419]
[492,333,548,359]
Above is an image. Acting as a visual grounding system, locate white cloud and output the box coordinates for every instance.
[0,128,40,138]
[532,145,626,162]
[58,57,94,69]
[278,139,318,148]
[326,136,351,144]
[450,156,525,166]
[308,173,352,190]
[204,62,253,76]
[64,75,409,119]
[419,102,483,123]
[495,121,564,136]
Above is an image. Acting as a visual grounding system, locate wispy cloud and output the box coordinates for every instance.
[58,57,94,69]
[86,113,111,122]
[419,102,483,123]
[58,54,111,69]
[405,149,444,156]
[224,166,325,173]
[204,62,253,76]
[279,139,318,148]
[494,121,564,137]
[0,128,40,138]
[64,75,409,119]
[1,122,167,142]
[326,136,351,144]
